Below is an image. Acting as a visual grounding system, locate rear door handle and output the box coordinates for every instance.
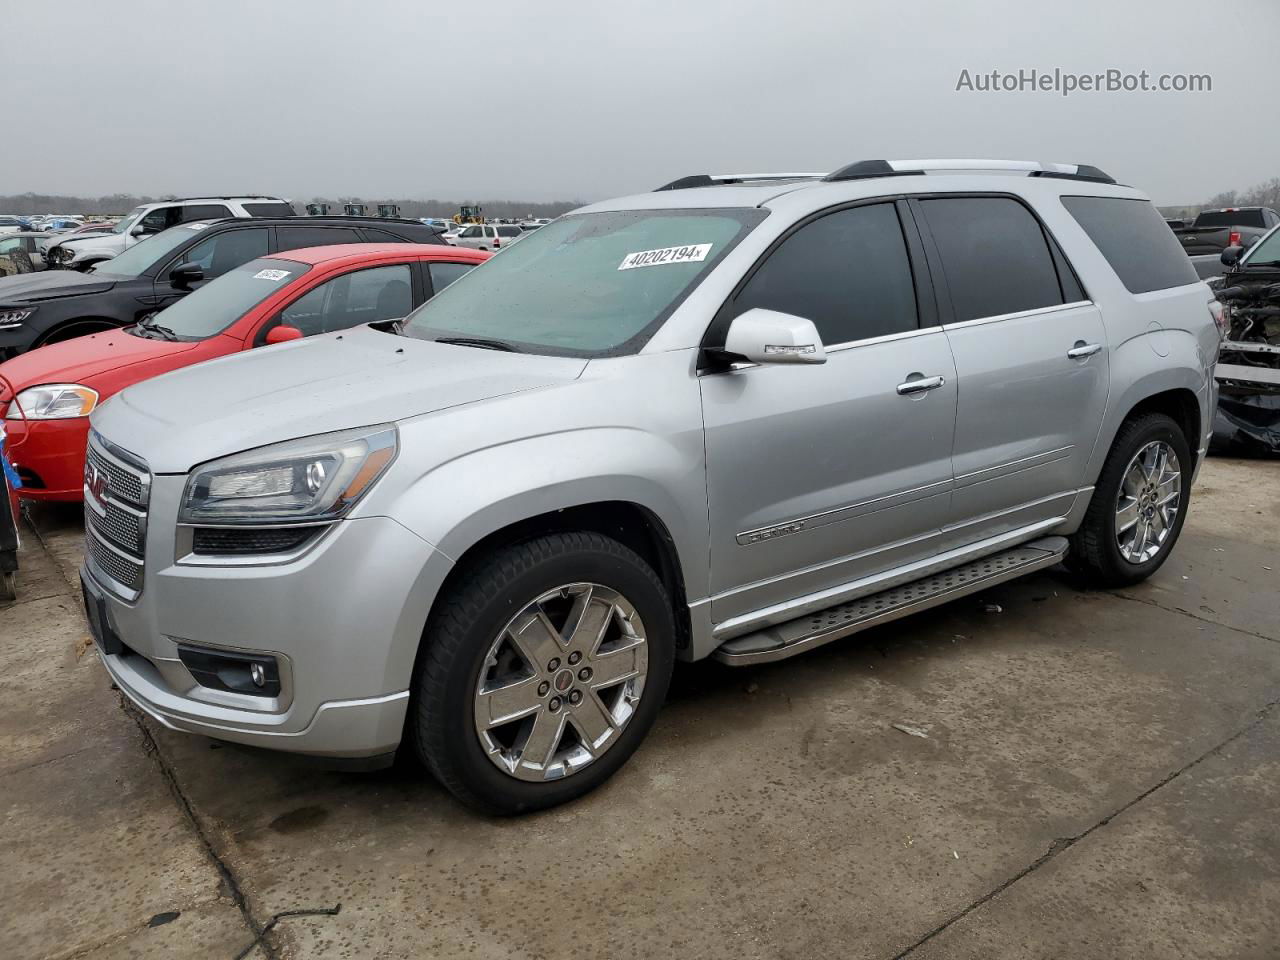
[1067,341,1103,359]
[896,374,946,396]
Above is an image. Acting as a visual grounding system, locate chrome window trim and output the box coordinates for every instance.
[940,299,1093,332]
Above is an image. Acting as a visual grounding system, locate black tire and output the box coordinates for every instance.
[1069,412,1192,587]
[412,532,675,815]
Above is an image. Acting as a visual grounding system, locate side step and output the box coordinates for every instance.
[712,536,1069,666]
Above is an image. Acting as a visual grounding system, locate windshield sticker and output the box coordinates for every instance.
[618,243,713,271]
[186,222,210,231]
[253,268,291,281]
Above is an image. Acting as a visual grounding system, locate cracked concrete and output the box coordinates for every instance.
[2,458,1277,959]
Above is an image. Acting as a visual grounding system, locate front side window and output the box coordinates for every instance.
[1242,226,1280,266]
[138,206,181,234]
[729,203,918,345]
[459,226,482,239]
[403,208,762,357]
[178,228,269,280]
[919,197,1064,322]
[280,263,413,336]
[141,258,311,339]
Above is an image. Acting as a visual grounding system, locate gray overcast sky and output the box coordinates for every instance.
[8,0,1279,205]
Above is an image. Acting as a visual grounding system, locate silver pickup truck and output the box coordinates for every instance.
[81,159,1221,813]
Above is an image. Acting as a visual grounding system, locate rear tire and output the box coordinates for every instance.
[1069,412,1191,587]
[412,532,674,815]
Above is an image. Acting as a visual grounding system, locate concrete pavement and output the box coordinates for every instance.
[2,457,1277,959]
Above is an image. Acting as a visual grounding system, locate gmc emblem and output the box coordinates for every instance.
[86,463,108,505]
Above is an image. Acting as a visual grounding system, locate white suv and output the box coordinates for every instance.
[449,223,525,251]
[47,196,296,270]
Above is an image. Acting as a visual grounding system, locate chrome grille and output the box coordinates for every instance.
[86,441,144,506]
[84,434,150,600]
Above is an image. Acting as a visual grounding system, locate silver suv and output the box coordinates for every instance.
[82,159,1222,813]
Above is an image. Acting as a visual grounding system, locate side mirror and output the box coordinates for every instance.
[723,308,827,365]
[264,325,304,345]
[1221,245,1244,267]
[169,262,204,290]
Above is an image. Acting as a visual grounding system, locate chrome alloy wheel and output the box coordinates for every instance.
[1115,440,1182,564]
[473,583,649,782]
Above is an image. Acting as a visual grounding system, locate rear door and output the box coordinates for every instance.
[700,200,958,624]
[911,195,1108,545]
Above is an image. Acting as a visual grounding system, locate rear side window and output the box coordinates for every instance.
[497,226,522,237]
[427,260,475,295]
[276,226,362,250]
[1062,196,1199,294]
[1195,210,1265,228]
[181,204,232,222]
[242,202,296,217]
[918,197,1064,322]
[731,202,918,345]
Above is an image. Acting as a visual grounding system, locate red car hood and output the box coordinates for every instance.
[0,330,207,397]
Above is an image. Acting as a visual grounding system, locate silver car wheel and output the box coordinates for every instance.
[1115,440,1181,564]
[473,583,649,783]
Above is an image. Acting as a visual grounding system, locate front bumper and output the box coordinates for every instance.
[2,416,89,500]
[84,483,454,758]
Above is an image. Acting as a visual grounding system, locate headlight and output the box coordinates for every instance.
[5,383,98,420]
[179,425,398,525]
[0,307,34,329]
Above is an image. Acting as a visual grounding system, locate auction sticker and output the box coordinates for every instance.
[618,243,712,271]
[253,269,291,281]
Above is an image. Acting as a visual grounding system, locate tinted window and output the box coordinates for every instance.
[178,228,269,280]
[1195,210,1266,228]
[146,258,310,339]
[280,263,413,336]
[497,226,522,237]
[1062,196,1199,294]
[362,228,405,242]
[181,204,232,222]
[276,226,362,251]
[242,202,297,217]
[139,206,181,233]
[731,203,918,345]
[919,197,1063,322]
[427,260,475,295]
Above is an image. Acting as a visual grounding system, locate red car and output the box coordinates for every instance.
[0,243,488,501]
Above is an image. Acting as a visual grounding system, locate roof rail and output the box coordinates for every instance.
[165,195,287,202]
[824,159,1115,184]
[655,172,826,192]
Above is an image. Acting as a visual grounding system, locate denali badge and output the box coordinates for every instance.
[736,520,807,546]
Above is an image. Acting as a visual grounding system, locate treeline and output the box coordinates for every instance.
[0,192,585,219]
[1160,176,1280,221]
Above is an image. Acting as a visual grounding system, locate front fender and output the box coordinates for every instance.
[382,426,711,601]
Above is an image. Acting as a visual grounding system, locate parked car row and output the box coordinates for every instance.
[0,158,1223,815]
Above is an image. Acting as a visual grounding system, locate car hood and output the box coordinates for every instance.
[53,233,124,254]
[0,268,117,303]
[0,329,204,394]
[91,325,589,473]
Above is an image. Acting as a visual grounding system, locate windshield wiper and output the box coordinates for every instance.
[138,318,180,341]
[432,336,521,353]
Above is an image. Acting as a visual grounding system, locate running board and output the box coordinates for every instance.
[712,536,1069,666]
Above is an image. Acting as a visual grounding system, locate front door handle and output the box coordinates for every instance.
[1067,341,1103,360]
[896,374,946,396]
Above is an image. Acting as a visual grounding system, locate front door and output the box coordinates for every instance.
[911,195,1110,543]
[700,201,958,625]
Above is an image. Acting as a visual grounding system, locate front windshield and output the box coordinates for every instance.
[1242,226,1280,266]
[92,224,206,278]
[112,206,145,235]
[138,257,311,340]
[402,208,762,356]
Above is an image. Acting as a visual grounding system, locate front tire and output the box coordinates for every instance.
[412,532,674,815]
[1069,412,1191,587]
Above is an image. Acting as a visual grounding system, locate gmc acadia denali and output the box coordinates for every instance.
[79,159,1222,813]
